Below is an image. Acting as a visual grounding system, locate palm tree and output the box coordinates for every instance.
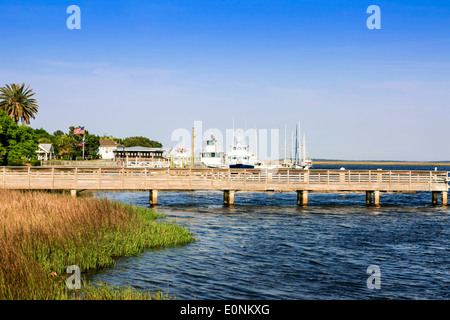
[0,83,39,124]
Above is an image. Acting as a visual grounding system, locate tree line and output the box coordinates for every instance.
[0,83,162,165]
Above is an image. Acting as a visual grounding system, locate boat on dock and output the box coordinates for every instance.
[200,134,226,168]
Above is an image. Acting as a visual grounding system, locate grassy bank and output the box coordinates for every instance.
[0,189,195,299]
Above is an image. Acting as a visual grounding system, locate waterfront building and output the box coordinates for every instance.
[113,146,169,167]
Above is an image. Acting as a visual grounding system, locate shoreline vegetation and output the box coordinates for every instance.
[0,189,195,300]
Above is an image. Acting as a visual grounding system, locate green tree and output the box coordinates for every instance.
[0,110,38,165]
[0,83,39,125]
[67,126,100,160]
[56,135,72,159]
[53,130,64,137]
[122,136,162,148]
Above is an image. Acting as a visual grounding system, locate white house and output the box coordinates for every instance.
[36,144,54,161]
[98,140,121,159]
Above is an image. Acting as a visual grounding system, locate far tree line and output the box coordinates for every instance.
[0,83,162,165]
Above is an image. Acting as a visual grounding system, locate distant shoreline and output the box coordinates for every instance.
[313,160,450,166]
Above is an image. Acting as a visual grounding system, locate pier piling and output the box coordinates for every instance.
[297,190,308,206]
[149,190,158,206]
[366,191,373,205]
[374,191,380,206]
[223,190,235,206]
[432,191,439,205]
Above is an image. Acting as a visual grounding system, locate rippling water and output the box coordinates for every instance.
[89,165,449,300]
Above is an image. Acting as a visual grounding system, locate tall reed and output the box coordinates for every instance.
[0,190,194,299]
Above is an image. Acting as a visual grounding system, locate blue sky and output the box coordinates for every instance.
[1,0,449,160]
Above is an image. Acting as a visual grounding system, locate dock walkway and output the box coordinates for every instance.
[1,167,448,206]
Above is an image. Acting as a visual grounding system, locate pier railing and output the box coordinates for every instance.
[1,167,448,192]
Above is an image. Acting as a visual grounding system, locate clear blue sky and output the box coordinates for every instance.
[1,0,449,160]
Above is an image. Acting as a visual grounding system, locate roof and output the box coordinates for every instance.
[37,143,53,153]
[99,139,121,147]
[114,146,164,152]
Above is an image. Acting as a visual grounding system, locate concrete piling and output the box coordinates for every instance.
[149,189,158,206]
[223,190,235,206]
[297,190,308,206]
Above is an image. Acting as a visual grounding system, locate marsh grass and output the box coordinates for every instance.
[0,190,194,299]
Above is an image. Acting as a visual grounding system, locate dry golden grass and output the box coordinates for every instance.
[0,189,194,299]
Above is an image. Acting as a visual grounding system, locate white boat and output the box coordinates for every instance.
[226,133,257,169]
[200,134,226,168]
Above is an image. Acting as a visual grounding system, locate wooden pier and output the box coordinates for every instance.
[1,167,448,206]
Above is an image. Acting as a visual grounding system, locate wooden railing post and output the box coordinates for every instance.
[189,168,192,188]
[145,167,148,189]
[389,171,392,191]
[327,170,330,187]
[98,168,102,189]
[409,171,411,190]
[429,171,432,191]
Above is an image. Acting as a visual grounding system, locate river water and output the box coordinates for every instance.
[89,165,449,300]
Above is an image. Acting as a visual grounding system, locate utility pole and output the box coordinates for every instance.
[82,130,85,160]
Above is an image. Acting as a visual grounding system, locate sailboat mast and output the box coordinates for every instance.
[284,123,287,164]
[303,133,306,163]
[191,127,195,168]
[294,124,298,165]
[255,126,258,161]
[297,122,301,165]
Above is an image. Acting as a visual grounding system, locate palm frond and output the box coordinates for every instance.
[0,83,39,124]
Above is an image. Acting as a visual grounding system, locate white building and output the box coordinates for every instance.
[36,143,54,161]
[98,140,121,159]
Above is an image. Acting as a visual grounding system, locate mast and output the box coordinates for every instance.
[191,126,195,168]
[297,121,301,165]
[294,124,298,165]
[303,133,306,163]
[290,130,294,164]
[284,123,287,164]
[255,126,258,161]
[278,123,281,164]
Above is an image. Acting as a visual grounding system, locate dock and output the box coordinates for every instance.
[1,167,448,206]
